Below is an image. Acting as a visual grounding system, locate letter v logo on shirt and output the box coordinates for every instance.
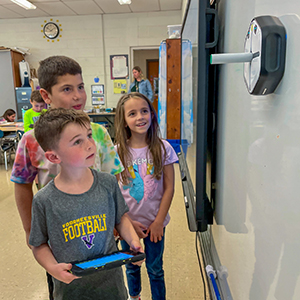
[81,234,95,249]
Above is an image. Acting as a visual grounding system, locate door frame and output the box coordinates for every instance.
[129,45,160,82]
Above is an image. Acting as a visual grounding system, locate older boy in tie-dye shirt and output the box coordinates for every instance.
[11,56,123,247]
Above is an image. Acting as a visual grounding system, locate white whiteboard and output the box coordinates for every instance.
[214,1,300,299]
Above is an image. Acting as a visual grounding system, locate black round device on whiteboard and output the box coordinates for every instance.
[244,16,287,95]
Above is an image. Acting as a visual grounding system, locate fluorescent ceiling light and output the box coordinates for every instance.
[118,0,131,5]
[10,0,36,10]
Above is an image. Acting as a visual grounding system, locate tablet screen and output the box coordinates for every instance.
[75,252,134,269]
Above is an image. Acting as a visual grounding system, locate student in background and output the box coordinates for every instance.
[11,55,124,300]
[1,109,16,122]
[23,90,47,132]
[114,92,178,300]
[129,66,153,102]
[30,108,143,299]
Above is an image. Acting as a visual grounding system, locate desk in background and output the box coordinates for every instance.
[87,112,116,140]
[0,122,24,149]
[0,123,24,169]
[0,122,24,132]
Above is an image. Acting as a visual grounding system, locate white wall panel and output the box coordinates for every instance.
[214,0,300,299]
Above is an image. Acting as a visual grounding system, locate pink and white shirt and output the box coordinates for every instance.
[115,140,178,228]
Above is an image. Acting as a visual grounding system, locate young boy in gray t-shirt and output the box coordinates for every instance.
[29,108,144,300]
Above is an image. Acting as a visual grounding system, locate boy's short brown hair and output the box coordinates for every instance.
[34,108,90,152]
[37,56,82,94]
[30,90,45,104]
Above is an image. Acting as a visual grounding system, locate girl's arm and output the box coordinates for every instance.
[32,243,79,284]
[123,212,148,239]
[146,163,175,243]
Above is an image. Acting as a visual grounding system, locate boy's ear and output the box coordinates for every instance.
[45,150,61,164]
[39,88,52,105]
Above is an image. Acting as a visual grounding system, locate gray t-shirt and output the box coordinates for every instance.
[29,169,129,300]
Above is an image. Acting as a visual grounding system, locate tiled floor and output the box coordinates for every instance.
[0,162,207,300]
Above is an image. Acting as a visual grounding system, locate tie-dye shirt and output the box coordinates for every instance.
[11,122,123,189]
[115,140,178,228]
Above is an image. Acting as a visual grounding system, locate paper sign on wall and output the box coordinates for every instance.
[114,79,127,94]
[110,55,129,79]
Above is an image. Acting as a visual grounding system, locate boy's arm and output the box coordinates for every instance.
[15,182,34,247]
[12,132,39,246]
[146,163,175,242]
[23,110,31,132]
[115,213,143,253]
[32,243,79,284]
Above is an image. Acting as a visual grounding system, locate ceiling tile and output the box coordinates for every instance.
[3,4,49,17]
[160,0,182,11]
[35,2,77,16]
[0,5,22,18]
[64,1,104,15]
[94,0,131,14]
[130,0,160,13]
[31,0,60,2]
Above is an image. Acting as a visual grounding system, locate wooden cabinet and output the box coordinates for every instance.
[158,38,181,140]
[166,38,181,139]
[0,49,24,118]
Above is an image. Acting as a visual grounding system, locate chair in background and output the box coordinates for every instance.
[0,130,15,171]
[17,129,24,141]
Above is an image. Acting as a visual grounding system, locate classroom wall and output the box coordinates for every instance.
[0,10,181,109]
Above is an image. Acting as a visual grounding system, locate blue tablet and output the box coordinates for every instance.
[70,251,145,276]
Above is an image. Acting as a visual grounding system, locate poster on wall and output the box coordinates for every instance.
[110,55,129,79]
[181,40,193,145]
[113,79,127,94]
[91,84,105,105]
[158,41,167,139]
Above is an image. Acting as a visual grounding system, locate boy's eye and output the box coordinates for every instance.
[88,133,93,139]
[64,87,71,92]
[79,85,85,90]
[74,139,82,145]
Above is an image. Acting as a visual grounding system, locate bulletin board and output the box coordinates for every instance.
[110,55,129,79]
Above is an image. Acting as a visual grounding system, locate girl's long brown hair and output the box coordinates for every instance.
[115,92,166,185]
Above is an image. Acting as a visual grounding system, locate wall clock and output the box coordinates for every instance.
[44,22,59,39]
[41,19,62,42]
